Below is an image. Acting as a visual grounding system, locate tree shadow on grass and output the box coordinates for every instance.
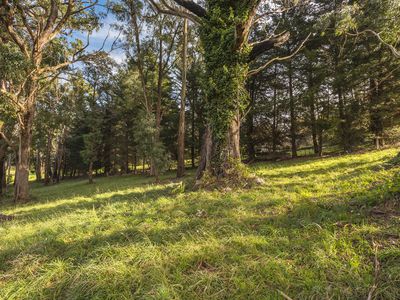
[1,176,399,299]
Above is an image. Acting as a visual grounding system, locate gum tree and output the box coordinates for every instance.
[0,0,99,201]
[148,0,306,180]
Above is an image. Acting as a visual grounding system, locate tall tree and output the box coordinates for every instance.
[0,0,100,201]
[149,0,306,181]
[177,18,188,177]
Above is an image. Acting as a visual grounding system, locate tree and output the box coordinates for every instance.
[0,0,100,201]
[148,0,309,181]
[177,18,188,177]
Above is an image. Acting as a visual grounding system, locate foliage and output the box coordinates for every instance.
[134,110,170,175]
[199,2,252,167]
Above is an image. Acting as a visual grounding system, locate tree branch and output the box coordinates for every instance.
[348,30,400,58]
[170,0,207,18]
[248,33,311,76]
[248,31,290,61]
[148,0,201,24]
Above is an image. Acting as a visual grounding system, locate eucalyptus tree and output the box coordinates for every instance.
[0,0,100,201]
[148,0,309,180]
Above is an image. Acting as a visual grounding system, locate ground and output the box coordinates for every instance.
[0,149,399,299]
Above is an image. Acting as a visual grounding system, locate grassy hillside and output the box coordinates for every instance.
[0,149,399,299]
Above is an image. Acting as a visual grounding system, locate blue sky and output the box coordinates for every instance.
[73,1,126,64]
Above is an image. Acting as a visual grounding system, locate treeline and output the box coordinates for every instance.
[0,0,399,200]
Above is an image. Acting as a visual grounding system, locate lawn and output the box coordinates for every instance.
[0,149,399,299]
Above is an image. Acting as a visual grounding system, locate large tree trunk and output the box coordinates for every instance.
[14,109,34,202]
[177,18,188,178]
[196,112,241,180]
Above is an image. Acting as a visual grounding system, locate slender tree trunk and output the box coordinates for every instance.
[0,148,6,196]
[35,151,42,181]
[191,96,196,168]
[88,161,94,184]
[369,78,384,149]
[308,66,319,155]
[133,149,137,174]
[6,154,12,190]
[288,62,297,158]
[246,78,256,162]
[337,86,350,152]
[272,65,278,153]
[177,18,188,178]
[44,134,53,185]
[317,124,323,157]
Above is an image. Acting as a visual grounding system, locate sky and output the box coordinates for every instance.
[72,1,126,65]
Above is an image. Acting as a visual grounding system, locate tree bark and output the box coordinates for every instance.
[14,107,34,202]
[177,18,188,178]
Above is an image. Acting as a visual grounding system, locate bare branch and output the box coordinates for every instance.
[348,30,400,58]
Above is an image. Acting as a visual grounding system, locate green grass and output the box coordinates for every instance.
[1,149,400,299]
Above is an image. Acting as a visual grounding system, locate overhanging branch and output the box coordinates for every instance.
[248,31,290,61]
[248,33,311,76]
[148,0,201,23]
[170,0,207,18]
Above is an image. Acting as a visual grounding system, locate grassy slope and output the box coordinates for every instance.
[0,149,399,300]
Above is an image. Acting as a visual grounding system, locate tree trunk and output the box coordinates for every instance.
[35,151,42,182]
[6,154,12,189]
[14,109,34,202]
[288,62,297,158]
[177,18,188,178]
[196,112,241,180]
[246,78,256,162]
[0,148,6,196]
[369,78,384,149]
[88,161,94,184]
[337,86,350,152]
[191,98,196,168]
[308,66,319,155]
[272,65,279,153]
[44,134,53,185]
